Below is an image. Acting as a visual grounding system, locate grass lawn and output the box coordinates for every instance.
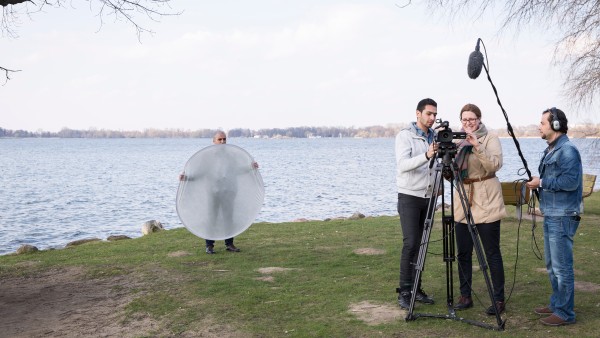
[1,192,599,337]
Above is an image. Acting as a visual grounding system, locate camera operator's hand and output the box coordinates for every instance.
[426,142,437,159]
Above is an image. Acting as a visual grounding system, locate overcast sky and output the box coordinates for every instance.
[1,1,597,133]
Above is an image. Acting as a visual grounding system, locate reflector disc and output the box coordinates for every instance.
[176,144,264,240]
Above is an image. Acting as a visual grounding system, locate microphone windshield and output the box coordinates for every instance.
[467,49,484,79]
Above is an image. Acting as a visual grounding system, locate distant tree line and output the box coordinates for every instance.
[0,125,407,139]
[228,125,401,138]
[495,124,600,138]
[0,127,220,138]
[1,124,599,139]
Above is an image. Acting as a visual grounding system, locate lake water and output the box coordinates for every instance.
[1,137,598,255]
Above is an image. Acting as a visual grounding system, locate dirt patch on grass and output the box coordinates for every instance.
[575,280,600,292]
[348,301,404,325]
[255,267,295,282]
[257,267,295,274]
[534,267,599,292]
[353,248,386,255]
[168,250,192,257]
[0,265,245,337]
[0,266,161,338]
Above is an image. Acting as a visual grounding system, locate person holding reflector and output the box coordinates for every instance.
[177,131,263,254]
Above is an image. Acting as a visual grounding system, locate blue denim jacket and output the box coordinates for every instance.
[538,134,583,216]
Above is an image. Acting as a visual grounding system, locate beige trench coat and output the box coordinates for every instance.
[452,133,507,224]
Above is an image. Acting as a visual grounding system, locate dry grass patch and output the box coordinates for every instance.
[353,248,386,255]
[575,281,600,292]
[256,267,295,274]
[0,266,153,338]
[167,250,191,257]
[255,267,296,283]
[348,301,404,325]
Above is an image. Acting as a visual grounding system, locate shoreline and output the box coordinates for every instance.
[5,211,390,256]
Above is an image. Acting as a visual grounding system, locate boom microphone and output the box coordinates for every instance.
[466,38,541,206]
[467,39,484,79]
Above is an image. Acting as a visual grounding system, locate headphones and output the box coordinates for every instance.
[548,107,561,131]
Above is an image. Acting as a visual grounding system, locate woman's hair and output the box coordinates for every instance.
[460,103,482,119]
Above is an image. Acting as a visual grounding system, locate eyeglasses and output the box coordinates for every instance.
[461,118,478,123]
[217,138,226,141]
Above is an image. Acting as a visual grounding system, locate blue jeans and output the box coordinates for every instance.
[543,215,580,321]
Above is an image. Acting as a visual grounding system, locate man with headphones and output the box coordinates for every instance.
[526,107,583,326]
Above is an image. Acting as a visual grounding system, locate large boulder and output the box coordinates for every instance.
[141,220,164,235]
[16,244,39,255]
[348,212,366,220]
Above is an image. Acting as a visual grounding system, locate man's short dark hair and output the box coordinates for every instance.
[416,98,437,112]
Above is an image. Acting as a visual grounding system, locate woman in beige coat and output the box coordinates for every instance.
[452,103,507,316]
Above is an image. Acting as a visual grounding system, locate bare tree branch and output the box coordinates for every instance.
[1,0,179,82]
[422,0,600,112]
[1,1,32,6]
[0,66,21,85]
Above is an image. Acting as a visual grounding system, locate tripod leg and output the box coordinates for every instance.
[405,163,444,320]
[443,215,456,315]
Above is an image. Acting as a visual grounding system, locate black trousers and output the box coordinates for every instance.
[397,193,430,291]
[206,238,234,247]
[455,220,505,302]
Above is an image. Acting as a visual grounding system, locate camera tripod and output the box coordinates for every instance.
[403,148,506,331]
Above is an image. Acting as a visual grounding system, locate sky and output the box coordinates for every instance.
[1,1,598,133]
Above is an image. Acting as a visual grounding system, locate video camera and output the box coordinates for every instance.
[435,119,467,143]
[433,119,467,165]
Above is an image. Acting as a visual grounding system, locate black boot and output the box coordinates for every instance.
[415,288,434,304]
[397,291,411,309]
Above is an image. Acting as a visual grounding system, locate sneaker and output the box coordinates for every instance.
[485,301,505,315]
[206,245,215,254]
[454,295,473,310]
[540,314,576,326]
[534,306,553,315]
[415,289,435,304]
[225,244,240,252]
[397,291,411,309]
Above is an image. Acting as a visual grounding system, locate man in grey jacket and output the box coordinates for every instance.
[395,98,438,309]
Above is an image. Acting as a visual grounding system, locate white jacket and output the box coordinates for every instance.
[395,124,435,198]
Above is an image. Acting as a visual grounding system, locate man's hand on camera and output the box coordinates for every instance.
[426,142,437,159]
